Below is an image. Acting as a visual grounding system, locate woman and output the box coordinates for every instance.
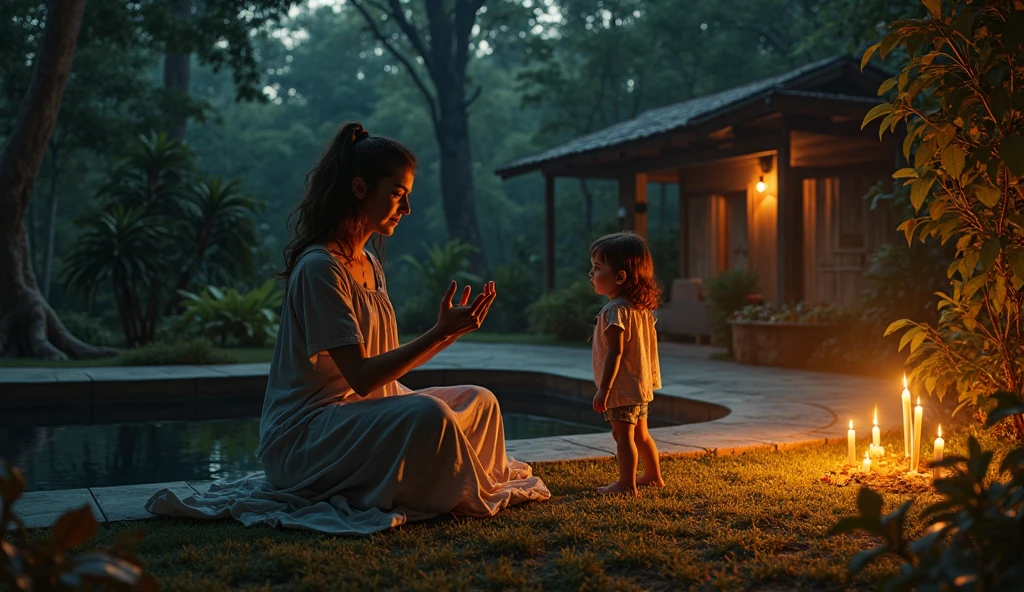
[146,123,550,535]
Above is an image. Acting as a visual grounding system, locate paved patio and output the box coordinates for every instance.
[1,341,909,528]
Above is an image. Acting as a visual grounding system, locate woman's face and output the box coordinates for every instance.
[354,167,414,237]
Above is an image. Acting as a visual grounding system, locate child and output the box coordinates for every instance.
[589,232,664,496]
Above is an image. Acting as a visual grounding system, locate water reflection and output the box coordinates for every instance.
[1,413,601,491]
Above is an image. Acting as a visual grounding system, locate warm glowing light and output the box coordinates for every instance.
[873,406,878,426]
[917,397,921,406]
[938,425,942,438]
[849,420,853,429]
[903,373,908,388]
[756,175,766,193]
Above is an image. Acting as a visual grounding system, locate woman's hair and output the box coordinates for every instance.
[277,122,417,278]
[589,232,662,311]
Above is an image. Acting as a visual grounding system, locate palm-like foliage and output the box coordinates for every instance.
[176,279,283,347]
[98,131,197,214]
[172,176,266,295]
[400,240,483,296]
[62,205,172,346]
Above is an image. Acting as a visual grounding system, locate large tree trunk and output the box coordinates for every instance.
[41,138,60,300]
[0,0,113,359]
[163,0,192,141]
[436,92,485,271]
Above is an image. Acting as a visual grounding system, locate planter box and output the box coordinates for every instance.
[729,320,835,368]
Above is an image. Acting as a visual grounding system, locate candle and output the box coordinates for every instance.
[863,450,872,473]
[933,425,944,480]
[911,397,923,473]
[872,405,881,447]
[848,420,856,465]
[902,375,912,458]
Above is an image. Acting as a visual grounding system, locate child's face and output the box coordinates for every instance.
[589,254,624,297]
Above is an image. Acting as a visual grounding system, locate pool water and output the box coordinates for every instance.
[0,413,603,492]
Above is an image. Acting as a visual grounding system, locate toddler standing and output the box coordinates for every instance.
[589,232,664,496]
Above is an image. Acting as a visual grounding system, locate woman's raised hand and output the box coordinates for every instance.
[435,281,497,339]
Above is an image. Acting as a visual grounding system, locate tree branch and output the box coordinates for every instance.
[463,85,481,109]
[349,0,438,127]
[384,0,438,80]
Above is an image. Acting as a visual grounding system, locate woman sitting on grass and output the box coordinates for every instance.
[147,122,549,534]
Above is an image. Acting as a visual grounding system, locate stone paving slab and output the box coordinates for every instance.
[91,482,195,522]
[8,488,104,530]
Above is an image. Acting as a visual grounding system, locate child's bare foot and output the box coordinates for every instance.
[637,475,665,488]
[597,481,640,497]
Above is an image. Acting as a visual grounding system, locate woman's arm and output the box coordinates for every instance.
[329,281,496,396]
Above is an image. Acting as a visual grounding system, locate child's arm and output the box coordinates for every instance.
[592,324,625,413]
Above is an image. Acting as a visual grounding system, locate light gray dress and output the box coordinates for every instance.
[146,245,550,535]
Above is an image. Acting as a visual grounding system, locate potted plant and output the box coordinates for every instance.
[728,302,846,368]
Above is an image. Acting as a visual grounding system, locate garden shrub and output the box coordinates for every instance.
[703,269,759,350]
[176,280,282,347]
[526,279,603,342]
[396,239,482,334]
[117,338,237,366]
[55,309,120,348]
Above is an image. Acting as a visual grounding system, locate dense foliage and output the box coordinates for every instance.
[704,269,759,351]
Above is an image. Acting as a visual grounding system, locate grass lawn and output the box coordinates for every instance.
[80,437,934,591]
[0,333,584,368]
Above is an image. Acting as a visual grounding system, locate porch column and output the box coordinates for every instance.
[617,173,648,238]
[677,170,689,278]
[776,122,803,302]
[544,173,556,293]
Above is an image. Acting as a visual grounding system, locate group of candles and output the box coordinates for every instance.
[846,375,944,478]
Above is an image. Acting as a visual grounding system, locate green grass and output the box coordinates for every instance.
[80,436,934,591]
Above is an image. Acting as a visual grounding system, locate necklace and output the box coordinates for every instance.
[358,254,370,289]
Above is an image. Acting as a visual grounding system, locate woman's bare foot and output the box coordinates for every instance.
[597,481,640,496]
[637,475,665,488]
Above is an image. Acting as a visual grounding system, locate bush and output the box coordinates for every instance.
[526,279,603,342]
[117,338,237,365]
[396,294,438,336]
[832,393,1024,591]
[396,239,483,335]
[704,269,759,350]
[55,309,120,347]
[176,280,282,347]
[730,302,848,324]
[487,259,543,334]
[1,460,158,591]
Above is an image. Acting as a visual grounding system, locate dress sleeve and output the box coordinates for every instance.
[291,251,363,359]
[602,302,631,341]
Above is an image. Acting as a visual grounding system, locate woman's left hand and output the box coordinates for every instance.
[435,281,498,339]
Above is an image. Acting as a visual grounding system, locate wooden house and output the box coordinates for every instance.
[495,55,900,312]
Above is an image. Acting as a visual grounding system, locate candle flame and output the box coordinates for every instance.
[865,450,870,459]
[917,396,921,406]
[903,373,907,388]
[873,406,878,425]
[938,425,942,438]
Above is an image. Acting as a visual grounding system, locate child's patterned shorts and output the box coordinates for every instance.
[603,403,649,425]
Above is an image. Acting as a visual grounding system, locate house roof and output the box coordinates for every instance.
[496,55,886,178]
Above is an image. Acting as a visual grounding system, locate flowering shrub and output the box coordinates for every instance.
[729,302,848,325]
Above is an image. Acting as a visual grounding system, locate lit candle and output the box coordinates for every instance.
[872,405,881,448]
[863,450,872,473]
[911,397,923,473]
[933,425,944,480]
[902,375,912,458]
[848,420,856,465]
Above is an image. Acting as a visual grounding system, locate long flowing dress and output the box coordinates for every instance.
[145,244,550,535]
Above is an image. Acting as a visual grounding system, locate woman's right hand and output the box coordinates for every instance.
[435,280,497,339]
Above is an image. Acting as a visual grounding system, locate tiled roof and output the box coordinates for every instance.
[496,55,875,176]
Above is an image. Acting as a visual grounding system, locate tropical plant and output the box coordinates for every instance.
[61,205,173,347]
[1,459,158,591]
[175,280,282,347]
[55,309,120,348]
[863,0,1024,436]
[831,392,1024,591]
[98,131,197,213]
[400,240,483,296]
[704,269,759,351]
[526,279,604,342]
[116,337,238,366]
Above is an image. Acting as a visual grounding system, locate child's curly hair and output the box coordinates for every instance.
[589,232,662,311]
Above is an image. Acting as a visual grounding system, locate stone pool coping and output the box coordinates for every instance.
[2,341,905,528]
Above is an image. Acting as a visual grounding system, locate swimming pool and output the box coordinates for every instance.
[0,412,603,492]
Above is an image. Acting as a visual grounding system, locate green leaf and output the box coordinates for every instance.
[849,546,888,575]
[963,273,987,299]
[999,135,1024,177]
[935,124,956,151]
[899,327,921,351]
[877,77,897,96]
[910,330,927,353]
[892,168,918,179]
[1008,250,1024,281]
[910,176,935,211]
[922,0,941,19]
[884,319,914,337]
[857,487,884,521]
[52,505,98,552]
[915,138,937,168]
[980,238,1001,272]
[974,185,1000,208]
[879,31,902,59]
[992,275,1007,314]
[941,145,965,179]
[862,103,894,130]
[862,42,881,71]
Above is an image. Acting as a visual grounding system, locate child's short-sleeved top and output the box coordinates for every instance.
[591,297,662,409]
[257,244,407,458]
